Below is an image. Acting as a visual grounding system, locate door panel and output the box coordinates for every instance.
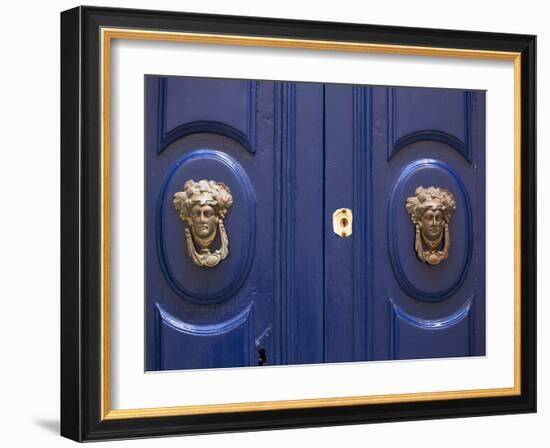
[388,87,473,161]
[145,76,486,370]
[388,158,472,301]
[158,77,258,154]
[155,302,255,370]
[156,149,256,304]
[389,297,474,359]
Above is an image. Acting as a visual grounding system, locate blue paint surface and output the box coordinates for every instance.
[145,76,486,371]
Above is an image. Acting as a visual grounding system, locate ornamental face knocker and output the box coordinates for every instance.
[405,186,456,266]
[173,179,233,268]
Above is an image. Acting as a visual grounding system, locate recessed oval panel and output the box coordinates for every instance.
[388,159,472,302]
[157,149,256,304]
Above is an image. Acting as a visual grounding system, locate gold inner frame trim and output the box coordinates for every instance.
[100,27,522,421]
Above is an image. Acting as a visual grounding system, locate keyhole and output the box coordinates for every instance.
[258,348,267,366]
[332,208,352,237]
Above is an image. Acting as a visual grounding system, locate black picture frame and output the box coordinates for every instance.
[61,5,536,442]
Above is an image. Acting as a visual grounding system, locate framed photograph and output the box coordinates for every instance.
[60,5,536,441]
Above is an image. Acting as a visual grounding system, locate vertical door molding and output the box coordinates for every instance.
[274,82,297,365]
[352,86,374,360]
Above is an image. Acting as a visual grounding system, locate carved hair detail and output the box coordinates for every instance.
[405,186,456,224]
[173,179,233,220]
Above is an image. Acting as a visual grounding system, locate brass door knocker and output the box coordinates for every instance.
[405,186,456,265]
[173,179,233,268]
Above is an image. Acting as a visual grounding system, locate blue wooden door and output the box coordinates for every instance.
[324,86,485,361]
[146,76,485,371]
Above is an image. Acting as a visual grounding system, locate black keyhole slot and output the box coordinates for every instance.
[340,217,348,228]
[258,348,267,366]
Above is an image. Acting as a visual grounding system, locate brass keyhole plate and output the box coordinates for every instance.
[333,208,352,237]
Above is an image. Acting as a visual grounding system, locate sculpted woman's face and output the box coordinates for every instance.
[190,204,218,239]
[419,204,444,242]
